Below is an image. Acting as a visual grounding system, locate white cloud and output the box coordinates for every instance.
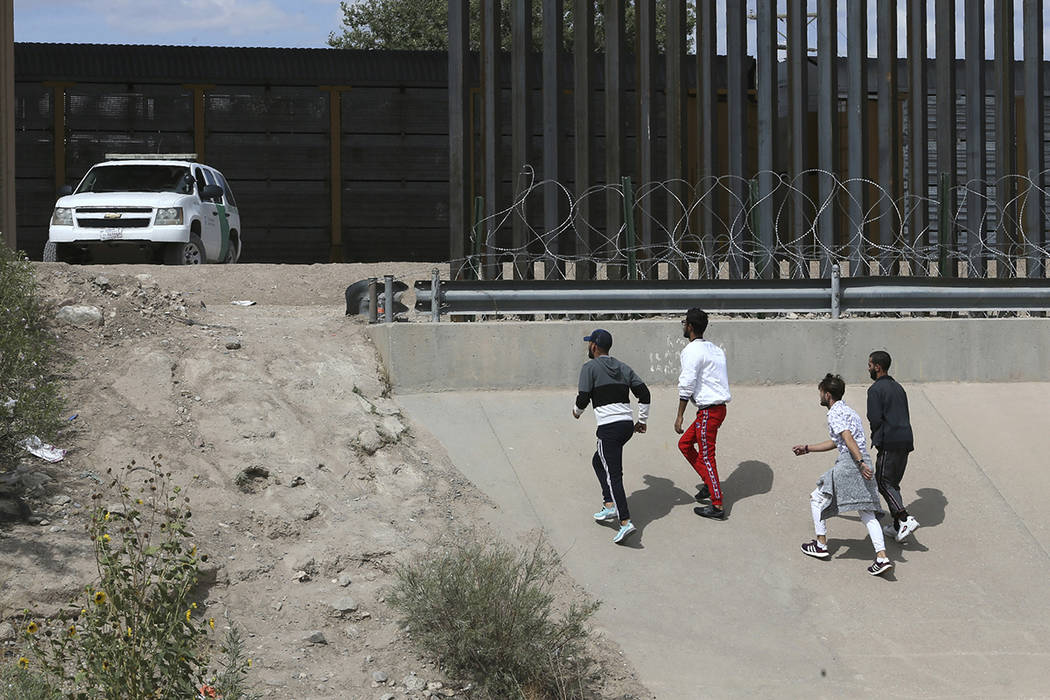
[98,0,311,38]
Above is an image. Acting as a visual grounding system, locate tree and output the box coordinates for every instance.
[327,0,697,52]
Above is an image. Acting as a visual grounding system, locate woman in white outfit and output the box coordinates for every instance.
[791,373,893,577]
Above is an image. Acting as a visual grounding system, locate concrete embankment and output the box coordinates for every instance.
[369,317,1050,392]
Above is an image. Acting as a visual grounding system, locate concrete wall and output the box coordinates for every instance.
[368,318,1050,393]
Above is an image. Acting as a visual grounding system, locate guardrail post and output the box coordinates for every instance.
[430,268,441,322]
[621,176,637,280]
[831,263,841,318]
[367,278,378,323]
[384,275,395,324]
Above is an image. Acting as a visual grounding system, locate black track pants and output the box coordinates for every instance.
[591,420,634,521]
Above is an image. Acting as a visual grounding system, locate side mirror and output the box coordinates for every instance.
[200,184,224,201]
[57,185,73,197]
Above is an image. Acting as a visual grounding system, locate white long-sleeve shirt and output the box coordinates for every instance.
[678,338,732,407]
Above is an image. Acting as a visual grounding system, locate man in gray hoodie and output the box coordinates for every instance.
[573,329,650,544]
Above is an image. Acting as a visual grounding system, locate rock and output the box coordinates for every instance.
[56,305,103,327]
[197,561,229,587]
[376,416,407,443]
[337,571,352,587]
[299,506,320,521]
[289,476,306,487]
[379,694,396,700]
[93,276,110,288]
[356,428,383,455]
[329,597,358,617]
[47,494,72,506]
[343,624,360,639]
[427,682,444,691]
[224,337,242,350]
[289,556,316,576]
[372,671,388,683]
[0,621,16,641]
[402,673,427,692]
[304,631,327,645]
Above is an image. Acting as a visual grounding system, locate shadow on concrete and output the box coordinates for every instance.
[909,487,947,528]
[620,474,694,544]
[720,460,775,513]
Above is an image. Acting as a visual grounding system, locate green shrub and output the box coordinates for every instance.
[0,246,63,470]
[387,537,600,699]
[0,662,60,700]
[16,460,255,699]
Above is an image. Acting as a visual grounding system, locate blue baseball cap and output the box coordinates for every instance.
[583,328,612,350]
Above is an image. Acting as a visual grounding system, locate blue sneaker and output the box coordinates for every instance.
[593,505,617,521]
[613,521,636,544]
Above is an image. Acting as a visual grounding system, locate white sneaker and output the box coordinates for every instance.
[896,516,920,542]
[613,521,636,544]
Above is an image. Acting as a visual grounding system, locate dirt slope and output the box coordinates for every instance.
[0,262,649,700]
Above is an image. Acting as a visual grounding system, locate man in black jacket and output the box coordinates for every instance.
[867,350,919,542]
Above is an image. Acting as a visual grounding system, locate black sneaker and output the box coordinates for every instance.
[694,484,710,502]
[800,540,830,559]
[867,559,893,576]
[694,505,726,520]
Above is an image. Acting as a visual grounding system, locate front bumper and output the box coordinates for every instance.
[48,225,190,244]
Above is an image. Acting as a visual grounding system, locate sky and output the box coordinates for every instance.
[11,0,1047,59]
[14,0,345,48]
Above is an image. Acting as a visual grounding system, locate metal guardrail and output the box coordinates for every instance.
[414,265,1050,320]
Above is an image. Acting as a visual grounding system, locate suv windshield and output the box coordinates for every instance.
[76,165,193,194]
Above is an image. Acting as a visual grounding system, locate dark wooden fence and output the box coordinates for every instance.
[14,43,450,262]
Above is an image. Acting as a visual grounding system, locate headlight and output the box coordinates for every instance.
[155,207,184,225]
[51,208,73,226]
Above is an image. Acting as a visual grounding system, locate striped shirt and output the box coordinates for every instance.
[574,356,651,426]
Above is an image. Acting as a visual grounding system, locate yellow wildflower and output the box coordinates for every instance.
[247,658,252,668]
[68,624,77,637]
[136,499,143,504]
[26,621,38,635]
[104,511,111,521]
[102,533,111,542]
[127,626,133,637]
[17,656,29,669]
[191,602,197,609]
[94,591,107,605]
[102,660,109,671]
[208,617,215,630]
[185,609,191,622]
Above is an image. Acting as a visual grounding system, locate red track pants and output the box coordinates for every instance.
[678,404,726,508]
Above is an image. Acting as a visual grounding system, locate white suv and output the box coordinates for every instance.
[44,154,242,264]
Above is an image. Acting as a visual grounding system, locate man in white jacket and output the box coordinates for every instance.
[674,308,732,520]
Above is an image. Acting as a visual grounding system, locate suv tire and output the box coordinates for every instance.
[223,233,240,263]
[165,233,206,265]
[43,241,81,263]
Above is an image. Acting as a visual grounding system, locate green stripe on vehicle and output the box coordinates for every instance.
[216,202,231,260]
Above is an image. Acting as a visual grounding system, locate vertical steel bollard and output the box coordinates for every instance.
[621,176,637,281]
[831,263,841,319]
[384,275,394,324]
[367,277,378,324]
[472,196,484,280]
[430,268,440,322]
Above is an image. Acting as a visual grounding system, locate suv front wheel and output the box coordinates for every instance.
[165,233,206,265]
